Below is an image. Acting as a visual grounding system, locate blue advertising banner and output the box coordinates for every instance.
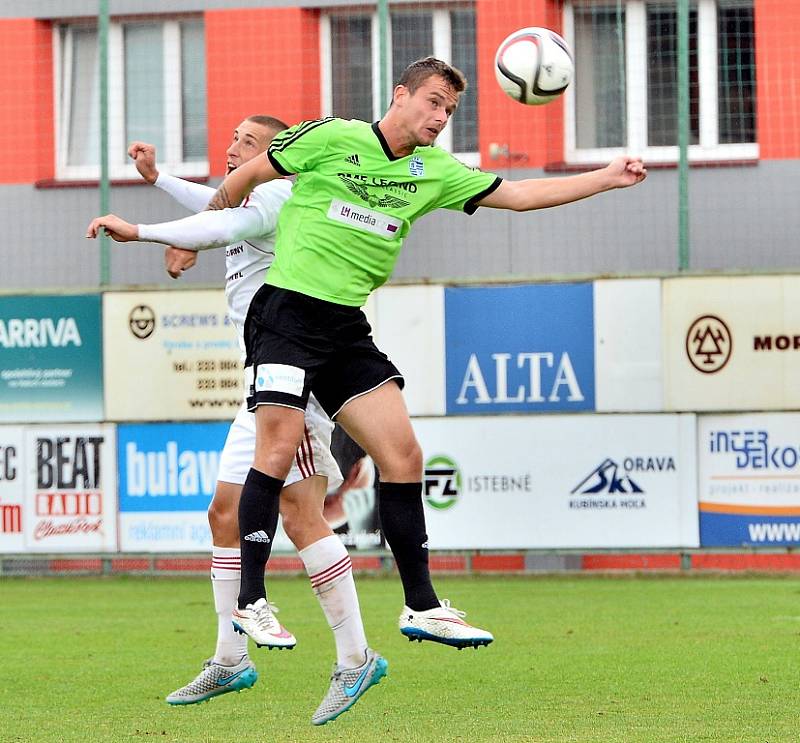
[0,295,103,422]
[117,422,230,552]
[444,284,595,414]
[118,422,229,513]
[698,414,800,546]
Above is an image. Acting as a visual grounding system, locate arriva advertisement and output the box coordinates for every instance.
[699,414,800,546]
[444,284,595,414]
[103,291,243,421]
[664,276,800,410]
[22,425,117,552]
[0,294,103,422]
[117,422,229,551]
[416,414,698,549]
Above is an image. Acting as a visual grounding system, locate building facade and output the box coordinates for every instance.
[0,0,795,290]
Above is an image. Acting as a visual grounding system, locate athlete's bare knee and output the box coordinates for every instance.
[208,482,241,545]
[376,439,423,481]
[208,498,238,542]
[254,406,305,477]
[280,497,316,540]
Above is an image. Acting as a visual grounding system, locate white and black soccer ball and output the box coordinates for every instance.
[494,27,574,105]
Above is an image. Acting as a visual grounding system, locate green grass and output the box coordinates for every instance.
[1,575,799,742]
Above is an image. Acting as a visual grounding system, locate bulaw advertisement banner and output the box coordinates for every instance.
[118,422,229,551]
[416,414,697,549]
[699,414,800,546]
[22,424,117,552]
[103,291,242,421]
[0,294,103,422]
[664,276,800,410]
[117,422,381,553]
[444,284,595,414]
[0,426,24,552]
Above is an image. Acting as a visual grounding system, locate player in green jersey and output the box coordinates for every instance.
[206,57,647,652]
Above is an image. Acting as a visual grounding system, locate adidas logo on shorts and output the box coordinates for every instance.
[344,153,361,167]
[244,530,271,543]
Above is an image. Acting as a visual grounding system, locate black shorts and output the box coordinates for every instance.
[243,284,404,419]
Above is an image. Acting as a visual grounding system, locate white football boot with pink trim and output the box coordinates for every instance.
[399,599,494,649]
[232,597,297,649]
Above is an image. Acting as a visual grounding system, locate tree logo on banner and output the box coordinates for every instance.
[686,314,732,373]
[423,455,461,510]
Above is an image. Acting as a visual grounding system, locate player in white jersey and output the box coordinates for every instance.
[91,117,383,724]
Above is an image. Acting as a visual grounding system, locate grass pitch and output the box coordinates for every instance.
[1,574,798,742]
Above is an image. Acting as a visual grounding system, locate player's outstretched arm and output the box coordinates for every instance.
[128,142,159,184]
[477,156,646,212]
[206,151,280,210]
[129,141,215,213]
[87,206,267,249]
[85,214,139,242]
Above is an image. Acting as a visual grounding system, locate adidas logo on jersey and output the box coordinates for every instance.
[244,530,271,543]
[344,153,361,166]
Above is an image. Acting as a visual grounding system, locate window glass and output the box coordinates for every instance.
[391,12,433,85]
[718,2,755,143]
[646,4,699,147]
[574,6,627,148]
[66,27,99,167]
[451,9,478,153]
[330,16,373,121]
[181,20,207,161]
[124,24,165,157]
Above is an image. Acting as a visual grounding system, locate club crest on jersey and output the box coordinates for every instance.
[409,156,424,177]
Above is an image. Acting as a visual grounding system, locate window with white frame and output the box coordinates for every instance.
[55,18,207,180]
[321,6,478,163]
[564,0,756,163]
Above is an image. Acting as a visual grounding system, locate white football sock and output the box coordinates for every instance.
[211,546,248,666]
[300,535,368,669]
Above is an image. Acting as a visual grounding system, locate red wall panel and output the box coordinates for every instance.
[476,0,564,170]
[0,19,53,183]
[205,8,321,177]
[755,0,800,159]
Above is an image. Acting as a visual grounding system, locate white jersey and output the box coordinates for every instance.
[141,174,292,358]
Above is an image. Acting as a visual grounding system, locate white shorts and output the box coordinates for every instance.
[217,394,343,490]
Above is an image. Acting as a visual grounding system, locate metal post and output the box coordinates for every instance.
[677,0,690,271]
[377,0,390,112]
[99,0,110,285]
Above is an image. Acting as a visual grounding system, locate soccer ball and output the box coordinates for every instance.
[494,27,574,105]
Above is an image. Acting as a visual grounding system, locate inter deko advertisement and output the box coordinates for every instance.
[698,413,800,547]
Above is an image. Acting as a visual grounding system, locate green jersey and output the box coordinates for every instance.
[266,118,501,306]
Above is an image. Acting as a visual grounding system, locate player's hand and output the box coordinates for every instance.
[85,214,139,242]
[165,246,197,279]
[605,156,647,188]
[128,141,159,184]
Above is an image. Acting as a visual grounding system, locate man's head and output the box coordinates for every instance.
[226,115,288,173]
[389,57,467,148]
